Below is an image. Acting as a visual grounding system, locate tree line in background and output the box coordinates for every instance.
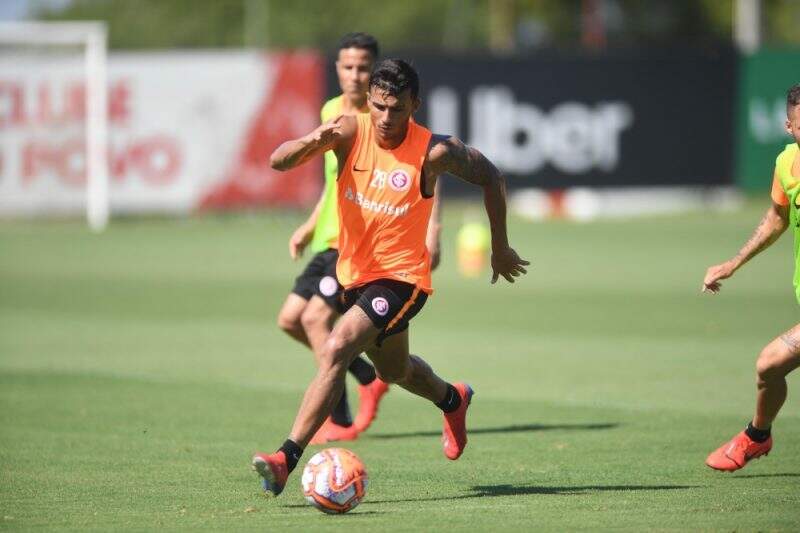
[35,0,800,52]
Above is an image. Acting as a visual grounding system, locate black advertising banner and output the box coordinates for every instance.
[327,49,736,192]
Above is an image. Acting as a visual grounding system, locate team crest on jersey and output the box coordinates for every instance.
[371,297,390,316]
[318,276,338,297]
[388,169,412,192]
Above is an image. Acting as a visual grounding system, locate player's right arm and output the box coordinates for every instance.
[702,175,789,293]
[288,190,325,260]
[269,115,356,171]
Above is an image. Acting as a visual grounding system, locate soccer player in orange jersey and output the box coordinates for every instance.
[276,33,388,444]
[703,84,800,472]
[253,59,528,495]
[277,34,443,445]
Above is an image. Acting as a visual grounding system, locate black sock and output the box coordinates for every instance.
[330,387,353,427]
[745,421,771,443]
[279,439,303,473]
[348,356,377,386]
[435,383,462,413]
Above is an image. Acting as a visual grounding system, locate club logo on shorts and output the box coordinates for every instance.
[371,297,390,316]
[318,276,338,297]
[388,169,411,192]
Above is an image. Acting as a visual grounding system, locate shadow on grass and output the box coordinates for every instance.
[730,472,800,479]
[363,483,698,505]
[281,504,382,515]
[368,422,618,440]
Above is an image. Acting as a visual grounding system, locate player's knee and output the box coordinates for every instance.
[277,310,302,337]
[300,306,325,331]
[319,334,350,371]
[756,346,787,382]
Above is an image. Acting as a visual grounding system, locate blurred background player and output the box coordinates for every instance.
[703,84,800,472]
[276,33,443,444]
[253,58,528,496]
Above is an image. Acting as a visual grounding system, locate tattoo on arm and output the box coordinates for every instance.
[444,140,503,187]
[780,333,800,353]
[438,138,509,247]
[733,207,785,264]
[735,212,771,259]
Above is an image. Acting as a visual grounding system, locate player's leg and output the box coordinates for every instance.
[365,329,473,460]
[300,295,356,436]
[277,251,332,346]
[289,306,378,446]
[365,329,445,401]
[305,257,390,434]
[299,295,337,362]
[276,293,309,346]
[753,323,800,429]
[252,305,380,496]
[706,322,800,472]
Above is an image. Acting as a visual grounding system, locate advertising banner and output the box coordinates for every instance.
[0,50,324,216]
[327,49,736,194]
[736,48,800,192]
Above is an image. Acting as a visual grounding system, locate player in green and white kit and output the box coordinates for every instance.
[277,33,442,443]
[703,84,800,471]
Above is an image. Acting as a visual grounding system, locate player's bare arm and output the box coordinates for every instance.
[424,136,529,284]
[702,198,789,294]
[288,190,325,260]
[269,114,357,171]
[426,179,443,270]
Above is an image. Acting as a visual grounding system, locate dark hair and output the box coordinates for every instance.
[369,58,419,99]
[788,84,800,116]
[338,32,379,58]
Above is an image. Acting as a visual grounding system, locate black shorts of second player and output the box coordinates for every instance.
[291,248,344,313]
[341,279,428,346]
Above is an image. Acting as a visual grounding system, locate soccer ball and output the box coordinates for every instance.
[301,448,368,514]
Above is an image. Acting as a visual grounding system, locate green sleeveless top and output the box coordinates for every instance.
[309,96,343,253]
[774,143,800,303]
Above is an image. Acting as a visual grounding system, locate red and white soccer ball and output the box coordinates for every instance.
[301,448,368,514]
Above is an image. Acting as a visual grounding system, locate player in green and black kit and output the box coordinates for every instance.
[703,84,800,471]
[277,33,442,443]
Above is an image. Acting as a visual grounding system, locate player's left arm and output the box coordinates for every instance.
[424,136,529,284]
[426,179,443,270]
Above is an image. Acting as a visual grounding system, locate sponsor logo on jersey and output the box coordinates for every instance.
[344,187,410,217]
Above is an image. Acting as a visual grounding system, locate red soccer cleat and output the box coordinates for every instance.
[309,417,359,445]
[706,430,772,472]
[442,382,474,460]
[353,379,390,433]
[251,451,289,496]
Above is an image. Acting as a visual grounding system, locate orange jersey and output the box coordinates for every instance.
[336,114,434,293]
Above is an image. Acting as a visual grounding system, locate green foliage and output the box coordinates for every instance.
[39,0,248,49]
[765,0,800,46]
[33,0,778,52]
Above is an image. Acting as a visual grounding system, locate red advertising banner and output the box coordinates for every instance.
[0,50,325,216]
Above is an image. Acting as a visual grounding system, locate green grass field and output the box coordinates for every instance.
[2,200,799,531]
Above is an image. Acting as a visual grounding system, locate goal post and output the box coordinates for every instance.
[0,21,109,231]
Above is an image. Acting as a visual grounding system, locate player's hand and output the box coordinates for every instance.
[309,115,344,148]
[288,224,313,260]
[491,246,529,284]
[702,260,736,294]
